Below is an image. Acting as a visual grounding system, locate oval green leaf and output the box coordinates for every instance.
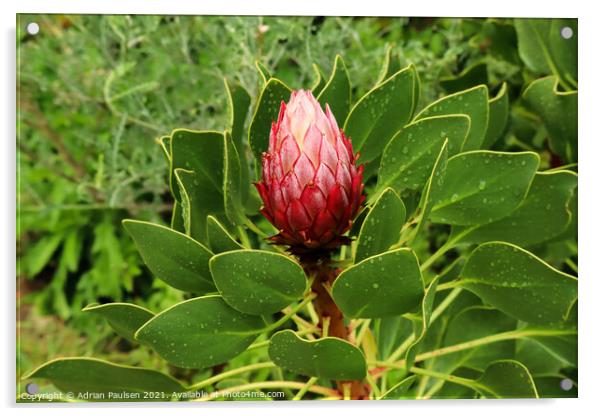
[523,76,577,162]
[344,65,416,164]
[332,248,424,319]
[82,303,154,343]
[482,83,509,149]
[459,242,578,324]
[223,131,246,226]
[209,250,307,315]
[136,295,265,368]
[123,220,215,293]
[206,215,243,253]
[431,151,539,226]
[415,85,489,151]
[355,188,406,263]
[169,129,224,206]
[377,115,469,195]
[248,78,291,162]
[317,55,351,123]
[24,358,185,398]
[471,360,538,398]
[407,139,448,243]
[268,330,366,380]
[515,18,577,86]
[453,170,577,247]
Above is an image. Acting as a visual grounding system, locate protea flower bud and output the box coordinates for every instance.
[255,90,364,251]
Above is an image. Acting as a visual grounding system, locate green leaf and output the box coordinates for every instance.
[453,170,578,247]
[404,276,439,369]
[515,19,577,86]
[170,129,224,205]
[482,83,509,149]
[248,78,291,162]
[344,65,416,164]
[431,151,539,226]
[268,330,366,380]
[82,303,154,343]
[377,115,467,195]
[523,76,577,162]
[547,19,578,85]
[223,131,246,226]
[209,250,307,315]
[375,45,401,86]
[415,85,489,151]
[24,358,185,398]
[175,168,209,242]
[136,295,264,368]
[224,79,252,203]
[206,215,243,253]
[381,375,416,400]
[471,360,538,398]
[170,201,185,233]
[123,220,215,293]
[332,248,424,319]
[459,242,578,324]
[407,139,448,243]
[316,55,351,123]
[255,61,272,84]
[355,188,406,263]
[439,62,488,94]
[224,79,251,148]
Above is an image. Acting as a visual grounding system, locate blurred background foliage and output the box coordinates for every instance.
[17,14,576,387]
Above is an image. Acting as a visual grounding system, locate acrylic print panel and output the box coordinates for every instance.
[16,14,577,402]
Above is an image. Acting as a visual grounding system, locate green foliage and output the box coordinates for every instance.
[19,15,577,402]
[24,358,186,399]
[268,330,367,380]
[332,249,424,319]
[123,220,215,293]
[354,188,406,262]
[82,303,154,342]
[135,296,265,369]
[209,250,307,315]
[344,66,417,165]
[459,242,577,325]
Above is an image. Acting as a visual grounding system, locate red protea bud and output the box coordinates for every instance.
[255,90,365,251]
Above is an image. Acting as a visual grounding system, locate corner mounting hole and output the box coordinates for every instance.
[560,26,573,40]
[560,378,573,391]
[26,22,40,35]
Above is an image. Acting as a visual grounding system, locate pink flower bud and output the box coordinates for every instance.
[255,90,365,251]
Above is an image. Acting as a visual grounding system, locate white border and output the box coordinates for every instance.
[3,1,601,415]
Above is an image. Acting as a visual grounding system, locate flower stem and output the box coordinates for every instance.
[300,254,370,399]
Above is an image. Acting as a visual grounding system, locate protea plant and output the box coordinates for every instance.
[255,90,365,253]
[24,48,578,402]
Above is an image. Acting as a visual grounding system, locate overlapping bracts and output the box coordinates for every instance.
[255,90,364,250]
